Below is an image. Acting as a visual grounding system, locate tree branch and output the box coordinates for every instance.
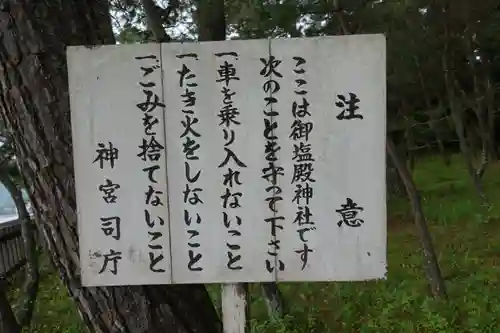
[386,137,447,299]
[141,0,171,42]
[332,0,350,35]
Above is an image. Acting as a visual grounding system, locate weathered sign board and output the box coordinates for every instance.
[67,34,387,288]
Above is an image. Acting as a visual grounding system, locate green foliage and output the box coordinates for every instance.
[8,255,85,333]
[11,155,500,332]
[111,0,197,42]
[109,0,500,155]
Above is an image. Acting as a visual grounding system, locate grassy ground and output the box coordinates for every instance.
[9,154,500,332]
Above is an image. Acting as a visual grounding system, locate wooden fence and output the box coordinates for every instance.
[0,219,27,279]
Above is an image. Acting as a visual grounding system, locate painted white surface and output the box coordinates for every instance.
[271,36,387,281]
[68,34,386,287]
[162,40,275,284]
[68,44,172,286]
[222,283,248,333]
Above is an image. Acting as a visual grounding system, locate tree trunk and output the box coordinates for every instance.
[141,0,171,42]
[429,106,451,167]
[387,138,447,299]
[403,119,416,172]
[448,101,488,205]
[0,1,221,332]
[410,50,450,167]
[260,283,285,320]
[440,24,487,205]
[484,76,498,161]
[386,132,406,199]
[442,69,487,204]
[463,32,491,180]
[386,157,405,199]
[195,0,227,41]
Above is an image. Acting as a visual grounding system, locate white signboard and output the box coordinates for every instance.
[68,34,387,287]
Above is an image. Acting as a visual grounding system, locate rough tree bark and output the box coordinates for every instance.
[0,1,221,332]
[387,138,447,299]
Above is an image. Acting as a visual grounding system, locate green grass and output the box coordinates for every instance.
[10,154,500,332]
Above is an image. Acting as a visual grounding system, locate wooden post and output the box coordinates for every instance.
[222,283,250,333]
